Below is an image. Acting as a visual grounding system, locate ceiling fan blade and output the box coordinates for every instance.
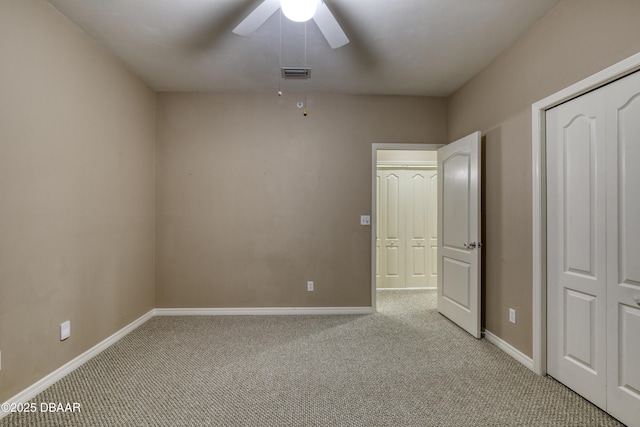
[313,1,349,49]
[232,0,280,36]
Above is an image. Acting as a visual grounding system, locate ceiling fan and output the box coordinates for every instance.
[233,0,349,49]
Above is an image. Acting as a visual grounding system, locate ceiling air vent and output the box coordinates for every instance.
[281,67,311,79]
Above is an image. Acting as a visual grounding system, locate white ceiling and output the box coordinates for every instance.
[47,0,561,96]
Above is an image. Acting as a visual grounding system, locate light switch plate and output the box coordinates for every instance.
[360,215,371,225]
[60,320,71,341]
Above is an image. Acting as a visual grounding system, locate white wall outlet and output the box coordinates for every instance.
[307,281,314,292]
[509,308,516,324]
[360,215,371,225]
[60,320,71,341]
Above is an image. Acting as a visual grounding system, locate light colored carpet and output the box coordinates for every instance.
[1,290,624,426]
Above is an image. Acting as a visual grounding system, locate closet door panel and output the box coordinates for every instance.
[376,174,381,281]
[427,171,438,286]
[546,87,607,409]
[405,170,429,287]
[606,71,640,427]
[377,170,404,288]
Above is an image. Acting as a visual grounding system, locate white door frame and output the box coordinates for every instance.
[531,51,640,375]
[371,143,444,311]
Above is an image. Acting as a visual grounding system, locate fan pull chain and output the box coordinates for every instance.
[277,8,282,96]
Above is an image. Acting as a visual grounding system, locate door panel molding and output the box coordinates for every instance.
[441,257,471,309]
[618,94,640,287]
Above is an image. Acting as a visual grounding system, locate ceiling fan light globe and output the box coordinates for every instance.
[280,0,318,23]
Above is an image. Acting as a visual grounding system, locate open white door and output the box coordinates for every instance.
[437,132,481,338]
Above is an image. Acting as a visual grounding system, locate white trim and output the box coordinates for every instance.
[371,143,445,313]
[154,307,374,316]
[484,329,534,371]
[531,51,640,376]
[377,287,437,291]
[376,161,437,168]
[1,309,154,419]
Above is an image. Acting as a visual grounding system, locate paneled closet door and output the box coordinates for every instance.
[605,71,640,427]
[427,171,438,286]
[377,169,405,288]
[405,169,437,287]
[547,70,640,427]
[377,167,436,289]
[546,87,608,409]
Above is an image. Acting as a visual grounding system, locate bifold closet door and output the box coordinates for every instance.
[547,70,640,427]
[377,169,405,288]
[376,168,436,289]
[604,71,640,427]
[546,87,608,409]
[405,169,437,288]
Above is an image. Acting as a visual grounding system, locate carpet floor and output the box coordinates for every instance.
[0,290,625,426]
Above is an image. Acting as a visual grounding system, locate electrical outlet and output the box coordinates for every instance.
[60,320,71,341]
[360,215,371,225]
[509,308,516,324]
[307,281,314,292]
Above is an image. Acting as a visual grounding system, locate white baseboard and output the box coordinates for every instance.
[483,329,534,372]
[377,287,437,291]
[1,309,154,419]
[154,307,374,316]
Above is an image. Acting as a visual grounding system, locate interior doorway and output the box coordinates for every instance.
[371,144,443,309]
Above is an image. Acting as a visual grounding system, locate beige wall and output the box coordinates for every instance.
[0,0,156,402]
[155,93,446,308]
[8,0,636,404]
[448,0,640,357]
